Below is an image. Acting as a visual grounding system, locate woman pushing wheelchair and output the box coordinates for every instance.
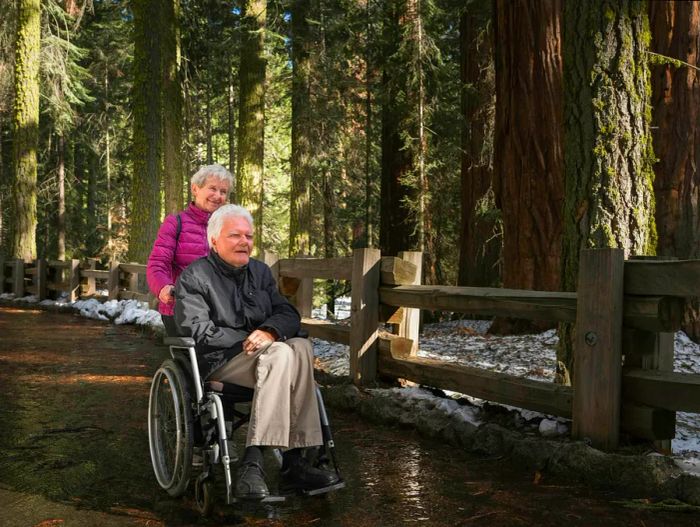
[173,204,340,499]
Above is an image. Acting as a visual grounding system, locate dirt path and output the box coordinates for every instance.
[1,306,698,527]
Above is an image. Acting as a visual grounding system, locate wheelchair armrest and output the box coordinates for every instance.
[164,336,196,347]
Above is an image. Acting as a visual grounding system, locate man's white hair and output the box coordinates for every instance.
[207,204,254,248]
[190,163,234,189]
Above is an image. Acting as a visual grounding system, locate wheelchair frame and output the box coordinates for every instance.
[148,336,344,515]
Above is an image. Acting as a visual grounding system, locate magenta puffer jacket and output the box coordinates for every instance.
[147,202,211,316]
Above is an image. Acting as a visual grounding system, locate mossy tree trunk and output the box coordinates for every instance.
[379,0,421,257]
[11,0,41,261]
[560,0,656,382]
[457,2,499,288]
[237,0,266,246]
[129,0,163,263]
[162,0,184,215]
[491,0,564,334]
[289,0,312,257]
[650,0,700,341]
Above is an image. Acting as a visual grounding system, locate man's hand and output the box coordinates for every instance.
[159,284,175,304]
[243,329,276,355]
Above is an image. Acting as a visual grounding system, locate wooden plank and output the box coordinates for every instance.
[622,369,700,412]
[572,248,624,451]
[621,403,675,441]
[377,340,573,417]
[301,318,351,345]
[379,285,669,329]
[624,259,700,296]
[13,259,24,297]
[279,257,353,281]
[380,285,577,321]
[108,261,120,300]
[35,259,47,300]
[395,251,422,356]
[69,259,80,302]
[81,269,110,279]
[47,260,71,269]
[119,263,147,274]
[380,256,418,286]
[622,296,683,332]
[349,248,381,385]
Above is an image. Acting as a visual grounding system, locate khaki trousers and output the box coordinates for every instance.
[208,338,322,449]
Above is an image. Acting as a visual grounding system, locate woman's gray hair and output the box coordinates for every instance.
[207,204,254,247]
[191,164,234,189]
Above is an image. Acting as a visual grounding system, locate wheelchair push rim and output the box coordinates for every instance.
[148,359,194,496]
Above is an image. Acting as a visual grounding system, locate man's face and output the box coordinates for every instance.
[211,216,254,267]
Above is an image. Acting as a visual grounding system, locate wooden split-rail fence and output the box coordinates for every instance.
[2,248,699,452]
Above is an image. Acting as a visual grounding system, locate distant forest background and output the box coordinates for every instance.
[1,1,699,345]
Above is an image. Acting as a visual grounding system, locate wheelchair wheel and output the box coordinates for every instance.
[194,476,215,517]
[148,358,194,497]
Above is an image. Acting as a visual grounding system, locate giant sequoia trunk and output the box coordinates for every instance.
[289,0,313,256]
[457,3,499,288]
[560,1,656,381]
[162,0,184,214]
[237,0,267,245]
[491,0,564,334]
[12,0,41,261]
[650,1,700,341]
[129,0,163,263]
[379,0,422,256]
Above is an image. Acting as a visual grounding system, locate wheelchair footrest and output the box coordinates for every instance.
[231,495,286,504]
[289,480,346,497]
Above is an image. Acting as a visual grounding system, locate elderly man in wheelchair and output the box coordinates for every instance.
[148,204,343,513]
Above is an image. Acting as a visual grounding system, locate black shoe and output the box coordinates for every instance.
[235,461,269,500]
[280,456,340,493]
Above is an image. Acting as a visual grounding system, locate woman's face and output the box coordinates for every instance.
[192,176,230,213]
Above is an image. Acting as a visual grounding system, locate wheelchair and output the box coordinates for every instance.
[148,336,345,515]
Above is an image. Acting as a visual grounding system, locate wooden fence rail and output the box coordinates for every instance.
[2,247,699,451]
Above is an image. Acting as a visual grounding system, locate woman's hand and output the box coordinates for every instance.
[243,329,276,355]
[158,284,175,304]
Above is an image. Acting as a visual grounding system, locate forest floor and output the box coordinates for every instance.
[7,306,700,526]
[2,292,699,490]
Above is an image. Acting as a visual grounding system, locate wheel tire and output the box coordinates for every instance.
[148,358,194,497]
[195,477,216,517]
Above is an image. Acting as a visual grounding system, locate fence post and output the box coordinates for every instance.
[621,255,676,451]
[128,262,139,295]
[0,256,5,295]
[350,248,381,385]
[396,251,422,356]
[84,258,97,296]
[13,259,24,297]
[292,254,313,318]
[108,262,120,300]
[261,250,279,285]
[35,258,47,300]
[572,248,624,451]
[69,259,80,301]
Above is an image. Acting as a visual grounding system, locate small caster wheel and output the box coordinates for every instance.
[195,477,215,517]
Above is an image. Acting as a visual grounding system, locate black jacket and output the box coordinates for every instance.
[174,250,301,378]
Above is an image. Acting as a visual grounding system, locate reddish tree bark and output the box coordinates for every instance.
[491,0,564,333]
[650,1,700,340]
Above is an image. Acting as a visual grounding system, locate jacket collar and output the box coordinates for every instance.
[188,202,211,224]
[208,249,248,279]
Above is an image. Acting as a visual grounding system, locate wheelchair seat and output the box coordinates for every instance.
[148,335,344,516]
